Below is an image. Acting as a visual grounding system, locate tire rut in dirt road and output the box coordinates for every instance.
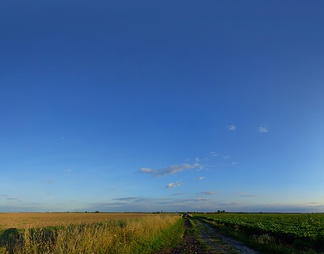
[193,219,260,254]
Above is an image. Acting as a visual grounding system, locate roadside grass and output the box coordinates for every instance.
[195,215,323,254]
[0,214,183,254]
[137,216,184,253]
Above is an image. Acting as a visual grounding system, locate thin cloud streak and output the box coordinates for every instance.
[139,163,201,177]
[0,195,20,202]
[199,191,216,195]
[236,192,258,198]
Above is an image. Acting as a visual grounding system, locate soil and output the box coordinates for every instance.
[156,218,259,254]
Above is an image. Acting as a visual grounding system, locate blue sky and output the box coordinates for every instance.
[1,0,324,212]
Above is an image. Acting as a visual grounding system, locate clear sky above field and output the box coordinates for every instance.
[1,0,324,212]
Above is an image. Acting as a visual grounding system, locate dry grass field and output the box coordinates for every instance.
[0,212,154,229]
[0,213,183,254]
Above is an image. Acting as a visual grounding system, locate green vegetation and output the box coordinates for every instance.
[195,213,324,254]
[0,214,183,254]
[185,218,212,252]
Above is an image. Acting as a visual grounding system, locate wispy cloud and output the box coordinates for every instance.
[210,152,218,157]
[307,201,324,206]
[258,126,269,133]
[166,181,182,188]
[85,200,324,213]
[227,124,236,131]
[139,163,200,177]
[86,196,222,212]
[170,193,183,196]
[190,152,218,163]
[199,191,216,195]
[0,195,20,202]
[236,192,257,198]
[195,151,238,170]
[198,176,204,180]
[113,197,145,202]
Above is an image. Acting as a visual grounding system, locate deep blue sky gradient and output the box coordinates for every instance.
[1,0,324,212]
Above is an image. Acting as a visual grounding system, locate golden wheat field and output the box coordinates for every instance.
[0,212,155,229]
[0,213,183,254]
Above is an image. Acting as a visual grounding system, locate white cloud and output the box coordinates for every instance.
[258,126,269,133]
[139,168,153,173]
[198,176,205,180]
[166,181,182,188]
[139,163,200,177]
[227,124,236,131]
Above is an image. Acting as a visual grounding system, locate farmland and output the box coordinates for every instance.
[0,212,158,229]
[0,212,183,254]
[2,212,324,254]
[194,213,324,253]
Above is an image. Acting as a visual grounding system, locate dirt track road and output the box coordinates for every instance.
[193,219,260,254]
[156,218,259,254]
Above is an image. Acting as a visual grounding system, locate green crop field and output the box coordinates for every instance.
[195,213,324,253]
